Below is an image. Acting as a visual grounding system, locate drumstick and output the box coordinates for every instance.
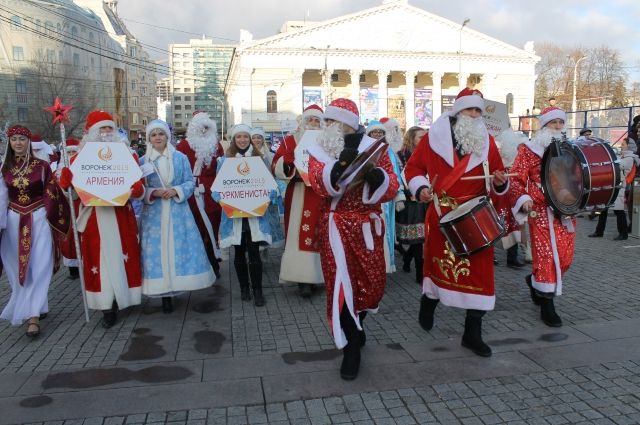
[460,173,518,181]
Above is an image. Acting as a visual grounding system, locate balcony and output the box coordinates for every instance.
[16,93,27,104]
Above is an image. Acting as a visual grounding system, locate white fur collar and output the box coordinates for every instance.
[429,113,489,171]
[525,140,545,158]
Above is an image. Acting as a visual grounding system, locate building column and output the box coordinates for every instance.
[458,72,469,91]
[350,69,361,105]
[405,70,417,128]
[431,71,443,121]
[323,68,334,107]
[293,68,305,112]
[377,69,389,119]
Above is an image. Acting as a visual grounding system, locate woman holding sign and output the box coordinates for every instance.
[213,124,278,307]
[0,125,69,336]
[139,120,215,313]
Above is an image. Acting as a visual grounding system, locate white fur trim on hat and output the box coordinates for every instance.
[324,105,359,130]
[366,123,386,135]
[539,109,566,128]
[229,124,252,140]
[452,95,485,116]
[250,127,266,139]
[88,120,116,133]
[303,108,323,121]
[146,120,171,142]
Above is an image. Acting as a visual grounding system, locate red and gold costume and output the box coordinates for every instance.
[509,142,576,294]
[272,134,323,284]
[404,116,507,311]
[0,154,69,325]
[308,138,398,348]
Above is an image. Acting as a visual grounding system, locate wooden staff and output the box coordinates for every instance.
[460,173,519,181]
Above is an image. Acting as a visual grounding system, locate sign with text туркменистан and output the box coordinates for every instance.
[211,156,278,218]
[70,142,142,206]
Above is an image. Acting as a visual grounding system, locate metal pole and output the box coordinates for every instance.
[59,123,90,323]
[458,19,469,85]
[572,56,587,112]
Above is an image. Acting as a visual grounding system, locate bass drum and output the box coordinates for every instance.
[541,137,621,216]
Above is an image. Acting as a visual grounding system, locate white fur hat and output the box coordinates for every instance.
[229,124,252,140]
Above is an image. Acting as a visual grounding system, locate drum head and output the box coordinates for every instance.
[439,196,485,224]
[541,142,585,215]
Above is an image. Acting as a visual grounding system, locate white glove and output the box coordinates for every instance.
[395,201,405,212]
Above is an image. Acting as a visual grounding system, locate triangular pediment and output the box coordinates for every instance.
[243,1,536,60]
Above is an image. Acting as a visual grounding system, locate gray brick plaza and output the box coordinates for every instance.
[1,214,640,425]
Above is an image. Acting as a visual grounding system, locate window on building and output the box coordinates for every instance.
[89,32,94,42]
[175,113,181,119]
[184,96,191,101]
[141,86,146,95]
[13,46,24,61]
[506,93,514,114]
[267,90,278,113]
[132,113,139,125]
[71,26,78,38]
[131,97,138,107]
[185,105,192,110]
[17,107,28,121]
[130,46,137,57]
[73,53,80,68]
[174,105,182,110]
[131,80,137,91]
[16,79,26,93]
[10,16,21,31]
[174,96,181,101]
[331,73,339,82]
[175,121,182,127]
[184,88,192,93]
[46,49,55,62]
[359,74,365,83]
[387,74,392,83]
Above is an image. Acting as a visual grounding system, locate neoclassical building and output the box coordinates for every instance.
[225,0,539,134]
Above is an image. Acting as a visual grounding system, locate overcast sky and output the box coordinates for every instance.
[118,0,640,81]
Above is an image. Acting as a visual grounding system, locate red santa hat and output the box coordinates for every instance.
[84,110,116,133]
[7,125,32,139]
[65,138,80,152]
[539,106,566,128]
[452,88,485,116]
[324,98,360,130]
[303,104,324,121]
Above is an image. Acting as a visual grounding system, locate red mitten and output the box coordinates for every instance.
[130,181,144,199]
[59,167,73,189]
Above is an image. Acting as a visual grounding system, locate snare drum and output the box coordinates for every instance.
[541,137,621,216]
[439,196,505,257]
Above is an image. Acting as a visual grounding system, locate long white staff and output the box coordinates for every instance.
[45,98,90,322]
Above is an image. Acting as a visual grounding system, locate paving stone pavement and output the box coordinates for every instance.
[1,214,640,424]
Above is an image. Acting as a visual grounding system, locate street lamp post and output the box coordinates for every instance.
[208,95,225,138]
[458,18,470,84]
[571,55,588,113]
[311,45,331,107]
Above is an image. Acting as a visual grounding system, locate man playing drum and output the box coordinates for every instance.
[509,106,576,328]
[405,88,508,357]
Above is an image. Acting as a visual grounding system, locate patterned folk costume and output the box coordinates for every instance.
[0,126,70,325]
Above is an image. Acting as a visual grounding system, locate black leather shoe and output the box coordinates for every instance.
[525,274,542,306]
[588,233,603,238]
[101,311,117,328]
[340,342,361,380]
[507,258,526,268]
[418,295,439,331]
[540,298,562,327]
[613,234,628,241]
[162,297,173,314]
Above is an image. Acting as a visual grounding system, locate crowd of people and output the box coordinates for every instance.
[1,91,639,382]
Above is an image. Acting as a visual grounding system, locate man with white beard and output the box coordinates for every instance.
[509,106,576,328]
[404,88,508,357]
[59,111,144,328]
[308,98,399,380]
[176,112,224,278]
[30,134,58,171]
[271,105,325,298]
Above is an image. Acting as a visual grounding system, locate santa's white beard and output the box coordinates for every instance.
[532,126,563,150]
[80,131,122,149]
[317,122,345,159]
[453,115,487,155]
[188,134,217,165]
[385,126,403,151]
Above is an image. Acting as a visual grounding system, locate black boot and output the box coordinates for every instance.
[298,283,313,298]
[358,311,367,347]
[418,295,439,331]
[234,258,251,301]
[162,297,173,314]
[540,297,562,327]
[525,274,542,306]
[339,308,361,380]
[249,262,265,307]
[69,266,79,279]
[506,245,525,268]
[461,311,492,357]
[101,300,118,329]
[414,257,424,284]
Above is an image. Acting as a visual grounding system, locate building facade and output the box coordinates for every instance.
[0,0,155,140]
[168,39,234,135]
[226,0,539,132]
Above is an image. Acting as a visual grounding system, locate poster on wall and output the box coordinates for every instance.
[387,88,406,131]
[303,88,323,110]
[414,89,433,127]
[359,88,379,125]
[441,95,456,114]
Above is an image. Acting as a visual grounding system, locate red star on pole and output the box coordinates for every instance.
[44,97,73,125]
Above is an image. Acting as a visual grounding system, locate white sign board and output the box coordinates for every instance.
[70,142,142,206]
[280,119,298,133]
[211,156,278,218]
[483,99,511,137]
[293,130,321,186]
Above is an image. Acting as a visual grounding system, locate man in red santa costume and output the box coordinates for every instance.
[308,98,399,380]
[30,134,59,172]
[176,112,224,278]
[404,88,508,357]
[58,137,81,279]
[271,104,324,298]
[509,106,575,328]
[59,111,144,328]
